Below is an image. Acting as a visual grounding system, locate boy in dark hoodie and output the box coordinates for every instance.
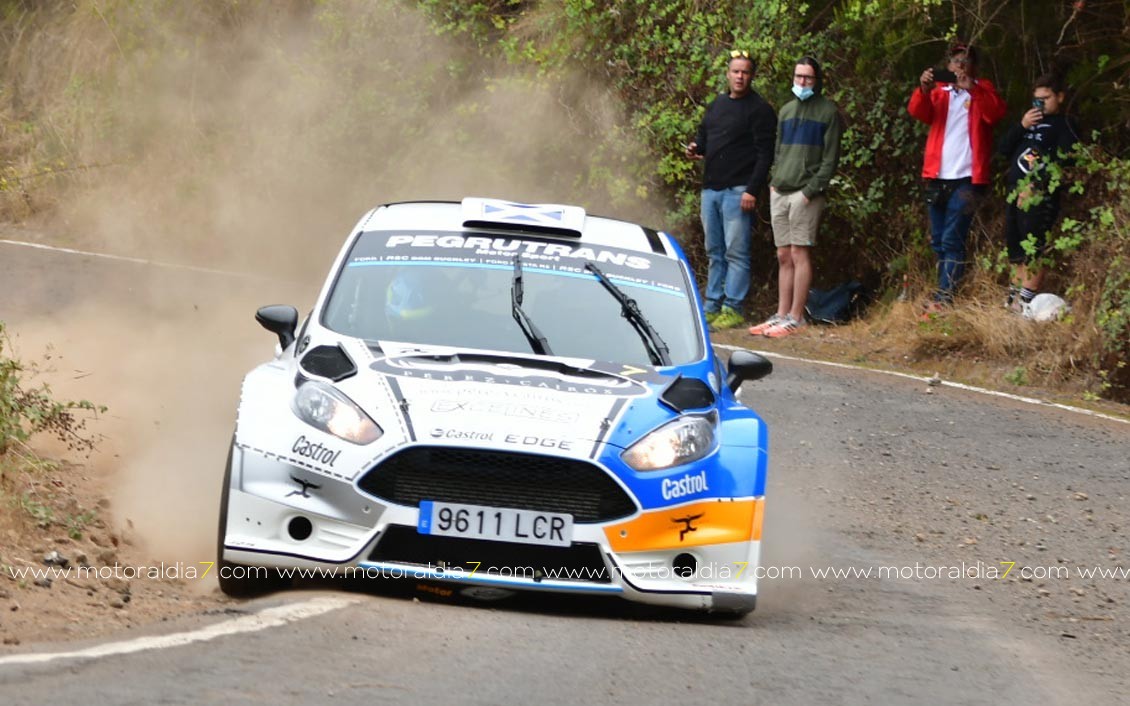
[998,73,1081,312]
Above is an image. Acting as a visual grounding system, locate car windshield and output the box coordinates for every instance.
[321,231,702,366]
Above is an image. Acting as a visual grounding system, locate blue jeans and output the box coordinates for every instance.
[927,181,978,302]
[701,186,752,312]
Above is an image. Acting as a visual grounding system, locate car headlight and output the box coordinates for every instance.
[292,381,382,445]
[621,413,717,471]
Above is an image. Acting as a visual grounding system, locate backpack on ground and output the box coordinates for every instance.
[805,281,866,324]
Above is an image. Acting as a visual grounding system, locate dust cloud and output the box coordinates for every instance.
[6,264,304,566]
[15,2,666,565]
[52,2,664,276]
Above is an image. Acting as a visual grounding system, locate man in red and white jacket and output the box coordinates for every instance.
[908,43,1006,310]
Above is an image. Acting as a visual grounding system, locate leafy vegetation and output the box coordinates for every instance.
[1005,366,1029,386]
[0,322,104,529]
[0,323,105,457]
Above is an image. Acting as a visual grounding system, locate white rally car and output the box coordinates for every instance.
[219,198,772,615]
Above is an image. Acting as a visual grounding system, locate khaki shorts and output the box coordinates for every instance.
[770,188,826,247]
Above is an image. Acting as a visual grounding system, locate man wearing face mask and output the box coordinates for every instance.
[750,57,843,338]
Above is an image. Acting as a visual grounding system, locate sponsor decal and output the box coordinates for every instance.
[370,357,648,396]
[661,471,710,500]
[672,513,704,542]
[415,583,455,598]
[286,475,322,499]
[292,435,342,467]
[503,433,573,451]
[382,234,653,271]
[430,399,579,424]
[430,428,494,441]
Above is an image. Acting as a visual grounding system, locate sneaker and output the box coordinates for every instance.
[1014,288,1037,314]
[704,310,721,325]
[748,314,784,336]
[763,314,805,338]
[710,306,745,330]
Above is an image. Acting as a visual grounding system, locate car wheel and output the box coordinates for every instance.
[216,440,291,598]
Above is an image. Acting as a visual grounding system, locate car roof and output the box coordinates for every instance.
[355,198,671,256]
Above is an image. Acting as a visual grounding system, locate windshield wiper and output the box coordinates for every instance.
[511,254,553,356]
[583,262,672,367]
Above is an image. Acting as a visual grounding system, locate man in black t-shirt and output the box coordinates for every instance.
[685,51,776,330]
[998,73,1081,312]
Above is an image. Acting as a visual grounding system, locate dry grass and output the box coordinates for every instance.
[744,265,1109,401]
[717,243,1120,408]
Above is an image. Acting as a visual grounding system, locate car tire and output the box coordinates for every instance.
[216,440,291,598]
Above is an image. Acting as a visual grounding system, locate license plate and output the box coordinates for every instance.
[417,500,573,547]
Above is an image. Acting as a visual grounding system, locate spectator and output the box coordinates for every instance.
[908,43,1007,313]
[998,73,1081,312]
[750,56,843,338]
[686,50,776,330]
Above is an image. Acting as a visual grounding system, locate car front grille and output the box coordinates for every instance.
[369,526,612,583]
[356,446,637,523]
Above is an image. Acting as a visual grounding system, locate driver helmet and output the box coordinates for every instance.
[385,268,439,339]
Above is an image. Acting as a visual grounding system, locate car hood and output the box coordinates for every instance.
[362,341,673,455]
[236,338,707,483]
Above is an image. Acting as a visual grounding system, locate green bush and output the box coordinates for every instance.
[0,323,105,457]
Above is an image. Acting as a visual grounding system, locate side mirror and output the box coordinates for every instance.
[255,305,299,350]
[725,349,772,392]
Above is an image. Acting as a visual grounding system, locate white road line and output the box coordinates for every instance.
[0,596,358,667]
[0,238,264,280]
[716,343,1129,425]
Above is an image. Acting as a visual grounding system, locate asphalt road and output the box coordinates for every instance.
[1,237,1128,705]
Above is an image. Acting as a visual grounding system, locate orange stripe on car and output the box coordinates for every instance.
[603,498,763,552]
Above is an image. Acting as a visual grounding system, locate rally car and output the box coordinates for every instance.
[218,197,772,615]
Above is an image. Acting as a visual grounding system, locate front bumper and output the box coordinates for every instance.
[222,444,764,613]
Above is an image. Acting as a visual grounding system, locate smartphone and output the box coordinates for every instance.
[1032,98,1046,111]
[933,68,958,83]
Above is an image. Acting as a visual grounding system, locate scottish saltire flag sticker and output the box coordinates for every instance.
[484,201,564,224]
[462,197,586,233]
